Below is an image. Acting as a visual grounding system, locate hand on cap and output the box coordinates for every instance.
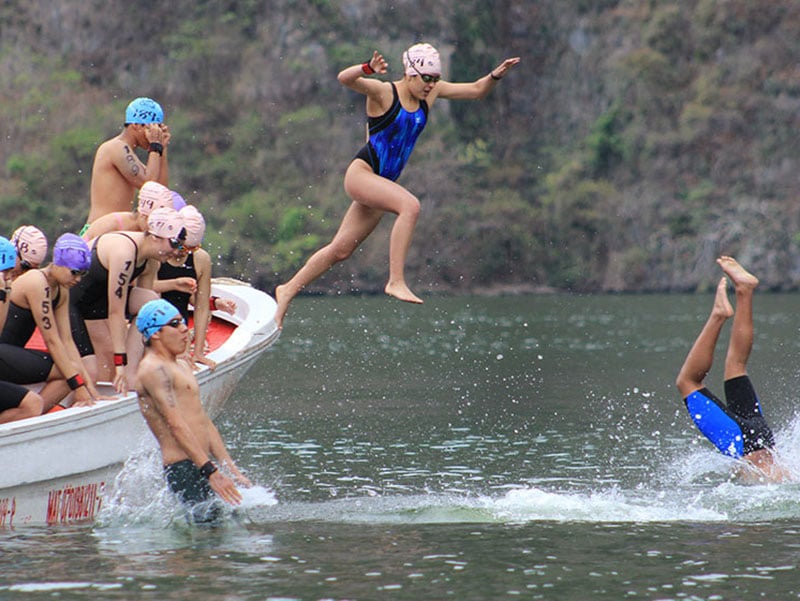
[144,123,165,144]
[159,124,171,146]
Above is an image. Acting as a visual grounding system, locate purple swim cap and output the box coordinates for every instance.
[53,233,91,271]
[171,190,187,211]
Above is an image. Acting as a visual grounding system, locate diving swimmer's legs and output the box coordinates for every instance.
[675,275,733,398]
[714,257,786,481]
[275,160,423,328]
[676,256,758,397]
[717,256,758,381]
[676,257,787,482]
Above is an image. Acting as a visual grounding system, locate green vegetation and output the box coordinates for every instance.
[1,0,799,294]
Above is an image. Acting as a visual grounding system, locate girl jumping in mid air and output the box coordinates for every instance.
[275,43,520,327]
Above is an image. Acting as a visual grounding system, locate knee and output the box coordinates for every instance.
[326,241,357,263]
[23,392,44,417]
[402,196,421,220]
[675,373,699,398]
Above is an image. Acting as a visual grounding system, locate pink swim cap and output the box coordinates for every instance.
[179,205,206,248]
[147,207,186,241]
[137,181,174,217]
[403,43,441,77]
[11,225,48,267]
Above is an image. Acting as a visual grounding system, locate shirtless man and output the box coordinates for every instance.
[86,97,170,226]
[676,256,790,483]
[135,298,250,523]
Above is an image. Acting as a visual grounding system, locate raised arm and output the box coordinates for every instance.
[434,56,521,101]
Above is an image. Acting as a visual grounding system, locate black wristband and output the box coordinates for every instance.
[490,72,502,81]
[199,461,218,479]
[148,142,164,156]
[67,374,85,391]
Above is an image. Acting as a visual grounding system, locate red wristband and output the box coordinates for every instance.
[67,374,85,390]
[209,296,219,311]
[113,353,128,367]
[361,61,375,75]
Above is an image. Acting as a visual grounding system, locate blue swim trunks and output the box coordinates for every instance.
[684,375,775,458]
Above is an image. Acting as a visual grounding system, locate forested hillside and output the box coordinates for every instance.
[2,0,799,294]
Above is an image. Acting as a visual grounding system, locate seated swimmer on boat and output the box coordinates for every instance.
[0,233,106,422]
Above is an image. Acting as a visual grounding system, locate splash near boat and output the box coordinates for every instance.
[0,280,279,527]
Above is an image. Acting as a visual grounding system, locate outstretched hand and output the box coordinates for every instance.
[367,50,388,75]
[491,57,521,79]
[209,470,243,506]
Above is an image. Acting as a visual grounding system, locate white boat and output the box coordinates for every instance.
[0,279,279,527]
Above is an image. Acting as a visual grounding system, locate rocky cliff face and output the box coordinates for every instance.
[2,1,799,293]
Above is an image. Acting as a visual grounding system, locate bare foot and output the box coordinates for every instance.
[385,281,424,304]
[711,276,734,320]
[274,284,291,329]
[717,256,759,291]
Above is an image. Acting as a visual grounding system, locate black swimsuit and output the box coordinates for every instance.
[158,253,196,322]
[69,233,147,356]
[0,280,62,384]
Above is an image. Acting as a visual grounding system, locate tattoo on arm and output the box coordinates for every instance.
[154,365,178,408]
[114,261,133,299]
[123,145,140,177]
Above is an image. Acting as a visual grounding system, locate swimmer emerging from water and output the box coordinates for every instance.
[676,256,790,483]
[274,43,520,328]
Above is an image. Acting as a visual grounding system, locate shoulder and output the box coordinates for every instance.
[99,232,139,261]
[95,136,126,158]
[13,270,44,294]
[193,249,212,270]
[137,354,173,388]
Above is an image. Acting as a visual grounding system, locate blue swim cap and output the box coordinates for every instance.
[136,298,182,342]
[125,97,164,124]
[0,236,16,271]
[53,233,91,271]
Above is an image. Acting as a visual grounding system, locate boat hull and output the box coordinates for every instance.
[0,281,278,526]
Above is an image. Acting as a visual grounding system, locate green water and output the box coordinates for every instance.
[4,293,800,600]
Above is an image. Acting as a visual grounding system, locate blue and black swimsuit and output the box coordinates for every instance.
[684,375,775,458]
[354,82,428,182]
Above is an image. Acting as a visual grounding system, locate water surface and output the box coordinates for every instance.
[4,293,800,600]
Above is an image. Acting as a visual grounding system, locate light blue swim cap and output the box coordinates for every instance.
[136,298,182,342]
[0,236,16,271]
[125,97,164,124]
